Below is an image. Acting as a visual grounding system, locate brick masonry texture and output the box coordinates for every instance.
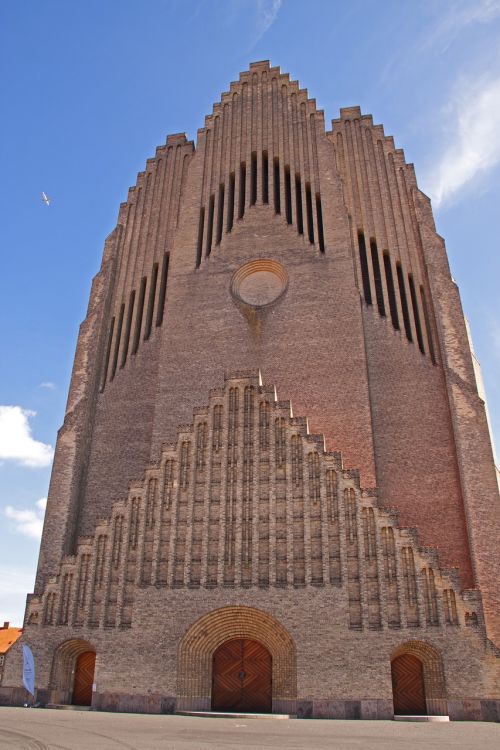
[3,61,498,720]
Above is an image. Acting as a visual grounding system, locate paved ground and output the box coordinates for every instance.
[0,708,498,750]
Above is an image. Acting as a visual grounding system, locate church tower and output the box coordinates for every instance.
[3,62,499,720]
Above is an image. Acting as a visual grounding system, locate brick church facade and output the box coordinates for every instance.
[2,61,499,719]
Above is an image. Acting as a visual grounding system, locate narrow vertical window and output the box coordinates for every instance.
[284,166,292,224]
[315,193,325,252]
[409,275,425,354]
[196,207,204,269]
[101,316,115,390]
[420,285,436,364]
[216,183,225,245]
[238,162,246,219]
[305,184,314,244]
[262,151,269,204]
[370,240,385,316]
[383,253,399,330]
[156,252,170,327]
[227,173,235,232]
[273,158,280,214]
[357,232,372,305]
[396,263,412,341]
[120,290,135,368]
[143,262,158,340]
[205,195,214,256]
[110,304,124,380]
[295,175,304,234]
[132,277,147,354]
[250,151,257,205]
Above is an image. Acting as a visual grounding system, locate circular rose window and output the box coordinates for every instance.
[231,259,288,307]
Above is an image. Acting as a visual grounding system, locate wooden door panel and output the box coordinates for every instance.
[212,638,272,713]
[391,653,426,715]
[72,651,96,706]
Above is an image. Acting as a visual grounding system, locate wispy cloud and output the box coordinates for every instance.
[4,498,47,540]
[39,382,55,390]
[255,0,282,40]
[0,406,54,467]
[424,75,500,208]
[424,0,500,52]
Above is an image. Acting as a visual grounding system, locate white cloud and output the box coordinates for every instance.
[424,75,500,207]
[0,406,53,468]
[39,382,55,390]
[36,497,47,512]
[255,0,282,38]
[0,564,36,626]
[4,498,47,540]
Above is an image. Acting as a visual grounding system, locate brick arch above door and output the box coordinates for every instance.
[177,605,296,713]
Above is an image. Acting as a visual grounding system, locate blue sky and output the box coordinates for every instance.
[1,0,499,626]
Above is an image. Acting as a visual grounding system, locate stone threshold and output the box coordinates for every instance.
[393,715,450,722]
[47,704,93,711]
[176,710,294,720]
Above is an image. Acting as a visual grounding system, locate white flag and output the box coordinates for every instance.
[22,644,35,697]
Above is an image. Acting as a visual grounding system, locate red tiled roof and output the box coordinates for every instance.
[0,627,22,654]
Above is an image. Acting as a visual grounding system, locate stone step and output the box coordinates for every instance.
[393,715,449,722]
[175,710,294,720]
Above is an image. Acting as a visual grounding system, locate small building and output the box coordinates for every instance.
[0,623,22,685]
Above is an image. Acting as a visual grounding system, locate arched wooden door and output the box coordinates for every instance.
[72,651,96,706]
[212,638,272,713]
[391,653,426,715]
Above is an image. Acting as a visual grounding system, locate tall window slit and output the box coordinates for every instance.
[156,252,170,327]
[383,253,399,330]
[273,158,280,214]
[420,285,435,364]
[305,184,314,244]
[315,193,325,252]
[120,290,136,368]
[295,175,304,234]
[370,240,386,316]
[216,184,224,245]
[144,262,158,339]
[132,277,147,354]
[227,173,235,232]
[111,304,125,379]
[101,317,115,390]
[238,162,246,219]
[262,151,269,204]
[196,208,204,268]
[284,166,292,224]
[250,152,257,205]
[357,232,372,305]
[409,275,425,354]
[205,195,215,256]
[396,263,412,341]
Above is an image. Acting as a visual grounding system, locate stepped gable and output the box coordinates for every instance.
[193,61,328,264]
[25,372,482,636]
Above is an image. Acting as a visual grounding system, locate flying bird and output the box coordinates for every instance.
[41,192,50,206]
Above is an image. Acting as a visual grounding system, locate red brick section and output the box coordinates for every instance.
[31,58,498,661]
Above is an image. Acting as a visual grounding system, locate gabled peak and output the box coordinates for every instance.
[202,61,320,128]
[249,59,272,71]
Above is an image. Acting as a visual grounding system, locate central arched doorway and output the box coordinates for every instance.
[212,638,272,713]
[72,651,96,706]
[391,653,426,715]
